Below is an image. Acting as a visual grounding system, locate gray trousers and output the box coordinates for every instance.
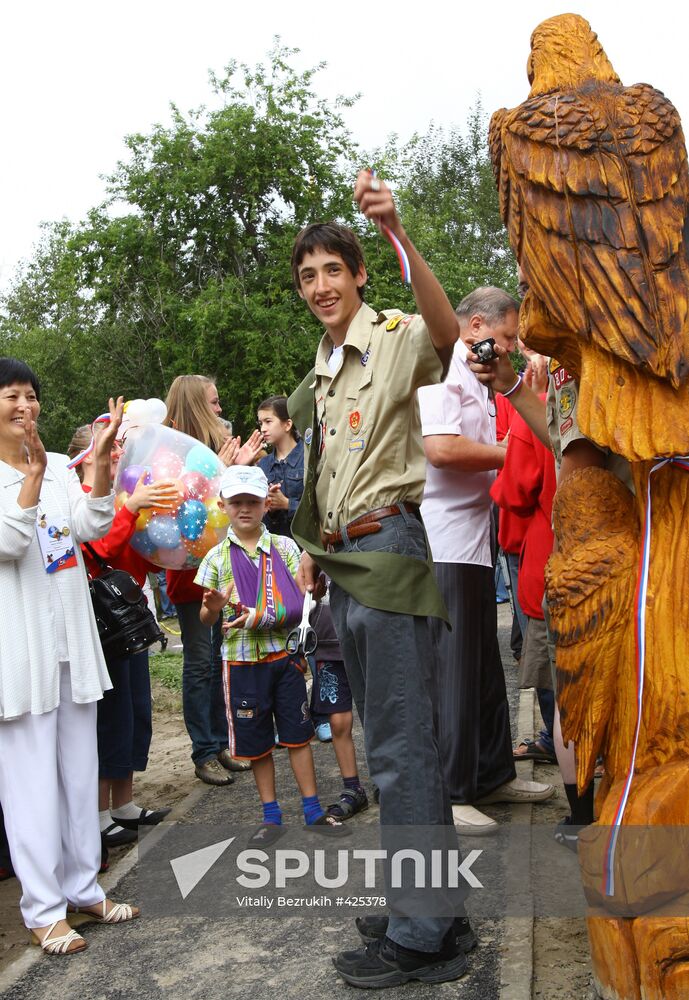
[329,510,463,952]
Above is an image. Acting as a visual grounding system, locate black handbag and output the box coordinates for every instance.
[84,543,163,660]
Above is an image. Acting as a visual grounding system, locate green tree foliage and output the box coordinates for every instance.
[0,48,515,451]
[393,102,517,306]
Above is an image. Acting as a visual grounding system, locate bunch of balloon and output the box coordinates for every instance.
[115,421,229,570]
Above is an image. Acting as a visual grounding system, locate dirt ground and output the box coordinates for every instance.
[0,617,599,997]
[0,680,194,974]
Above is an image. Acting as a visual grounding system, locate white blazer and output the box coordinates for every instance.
[0,453,114,720]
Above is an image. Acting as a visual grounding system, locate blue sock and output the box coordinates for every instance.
[262,800,282,826]
[302,794,325,825]
[343,775,362,791]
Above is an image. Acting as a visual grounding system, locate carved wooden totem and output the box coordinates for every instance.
[490,14,689,1000]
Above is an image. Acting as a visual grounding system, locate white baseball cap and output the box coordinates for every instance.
[219,465,269,499]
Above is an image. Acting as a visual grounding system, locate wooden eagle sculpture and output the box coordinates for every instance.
[490,14,689,1000]
[490,12,689,461]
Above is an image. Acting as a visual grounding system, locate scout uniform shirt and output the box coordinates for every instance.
[289,301,450,621]
[313,302,442,533]
[546,358,633,491]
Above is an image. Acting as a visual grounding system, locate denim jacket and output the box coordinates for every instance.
[258,438,304,538]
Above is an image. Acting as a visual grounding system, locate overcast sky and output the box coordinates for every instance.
[2,1,687,288]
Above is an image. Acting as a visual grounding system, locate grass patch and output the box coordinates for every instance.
[149,652,183,693]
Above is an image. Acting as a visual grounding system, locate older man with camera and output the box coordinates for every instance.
[418,286,553,835]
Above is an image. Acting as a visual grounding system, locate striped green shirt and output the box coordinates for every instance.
[195,525,301,663]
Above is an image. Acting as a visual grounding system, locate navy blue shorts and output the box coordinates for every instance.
[223,654,314,759]
[310,659,353,716]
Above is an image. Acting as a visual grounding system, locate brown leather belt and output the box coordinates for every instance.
[323,502,420,547]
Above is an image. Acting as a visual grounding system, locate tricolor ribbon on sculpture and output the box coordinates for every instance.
[603,453,689,897]
[66,413,111,469]
[371,170,411,283]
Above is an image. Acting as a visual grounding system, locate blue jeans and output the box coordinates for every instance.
[536,688,555,756]
[330,510,464,953]
[156,571,175,617]
[506,551,528,642]
[177,602,228,766]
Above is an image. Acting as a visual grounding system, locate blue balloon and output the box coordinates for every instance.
[185,443,221,479]
[130,529,158,557]
[147,516,182,550]
[178,499,208,541]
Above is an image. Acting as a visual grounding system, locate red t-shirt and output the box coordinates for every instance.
[165,569,203,606]
[493,394,529,556]
[81,486,156,587]
[490,399,557,619]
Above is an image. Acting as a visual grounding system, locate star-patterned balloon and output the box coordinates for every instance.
[178,499,208,541]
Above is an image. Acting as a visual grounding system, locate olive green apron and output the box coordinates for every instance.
[288,371,450,624]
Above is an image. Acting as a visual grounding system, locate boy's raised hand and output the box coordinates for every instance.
[354,169,402,237]
[202,585,231,615]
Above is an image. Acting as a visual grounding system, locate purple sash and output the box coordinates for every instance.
[229,542,303,629]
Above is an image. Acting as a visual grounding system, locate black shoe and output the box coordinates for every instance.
[114,807,172,830]
[101,822,138,848]
[334,936,467,988]
[356,914,478,953]
[554,815,581,853]
[248,824,286,847]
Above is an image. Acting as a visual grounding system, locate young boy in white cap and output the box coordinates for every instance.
[195,464,346,842]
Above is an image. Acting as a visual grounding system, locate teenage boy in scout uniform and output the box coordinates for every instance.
[288,171,477,988]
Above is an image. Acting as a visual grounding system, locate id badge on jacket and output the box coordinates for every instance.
[36,510,77,573]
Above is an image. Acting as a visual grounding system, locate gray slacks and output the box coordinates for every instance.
[330,510,464,952]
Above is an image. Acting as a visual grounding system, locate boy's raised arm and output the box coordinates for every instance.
[354,169,459,365]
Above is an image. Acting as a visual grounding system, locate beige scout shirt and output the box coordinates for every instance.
[313,301,443,533]
[546,358,633,491]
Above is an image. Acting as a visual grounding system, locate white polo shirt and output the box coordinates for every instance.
[418,340,496,566]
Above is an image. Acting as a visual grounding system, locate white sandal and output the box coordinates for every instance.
[30,920,87,955]
[69,899,140,923]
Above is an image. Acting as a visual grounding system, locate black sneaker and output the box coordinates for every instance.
[334,935,467,988]
[554,815,581,853]
[356,914,478,954]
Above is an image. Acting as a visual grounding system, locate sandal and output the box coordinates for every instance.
[68,899,140,923]
[305,814,351,837]
[513,739,557,764]
[326,787,369,821]
[30,920,87,955]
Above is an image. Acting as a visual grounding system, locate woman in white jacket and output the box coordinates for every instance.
[0,358,138,955]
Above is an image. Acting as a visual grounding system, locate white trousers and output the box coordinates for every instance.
[0,664,105,927]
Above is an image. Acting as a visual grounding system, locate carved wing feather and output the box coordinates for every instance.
[495,82,689,386]
[545,468,639,792]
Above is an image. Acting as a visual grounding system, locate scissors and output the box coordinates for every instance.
[286,592,318,657]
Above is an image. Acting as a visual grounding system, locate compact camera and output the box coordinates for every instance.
[472,337,499,363]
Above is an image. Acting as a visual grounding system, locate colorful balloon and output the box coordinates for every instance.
[119,464,152,495]
[185,525,219,559]
[135,507,153,531]
[147,516,182,550]
[151,448,184,480]
[180,470,211,501]
[115,423,227,569]
[153,545,189,570]
[130,529,158,558]
[205,497,229,529]
[178,499,208,541]
[185,444,221,479]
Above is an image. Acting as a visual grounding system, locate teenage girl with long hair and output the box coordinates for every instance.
[164,375,263,785]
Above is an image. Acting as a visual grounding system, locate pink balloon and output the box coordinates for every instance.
[151,449,184,480]
[180,470,211,501]
[154,545,189,570]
